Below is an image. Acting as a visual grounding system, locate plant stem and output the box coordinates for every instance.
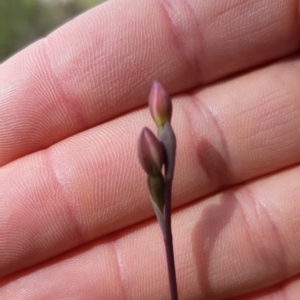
[163,179,178,300]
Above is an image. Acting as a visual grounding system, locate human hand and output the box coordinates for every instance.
[1,0,300,299]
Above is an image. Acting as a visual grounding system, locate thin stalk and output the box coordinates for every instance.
[138,81,177,299]
[163,178,178,300]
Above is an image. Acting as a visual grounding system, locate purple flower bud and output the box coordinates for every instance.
[137,127,164,176]
[148,81,172,128]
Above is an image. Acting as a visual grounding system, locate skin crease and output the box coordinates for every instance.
[0,0,300,298]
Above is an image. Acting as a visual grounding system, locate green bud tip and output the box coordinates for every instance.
[148,81,172,128]
[137,127,164,176]
[147,173,165,213]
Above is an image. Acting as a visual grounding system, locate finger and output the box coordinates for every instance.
[232,275,300,299]
[1,54,300,278]
[0,0,299,165]
[1,165,300,299]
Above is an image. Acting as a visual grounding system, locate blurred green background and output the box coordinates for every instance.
[0,0,106,62]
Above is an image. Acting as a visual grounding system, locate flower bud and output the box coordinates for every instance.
[137,127,164,176]
[148,81,172,129]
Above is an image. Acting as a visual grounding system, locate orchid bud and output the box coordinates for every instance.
[148,81,172,131]
[137,127,164,176]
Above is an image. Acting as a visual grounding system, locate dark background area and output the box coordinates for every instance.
[0,0,105,62]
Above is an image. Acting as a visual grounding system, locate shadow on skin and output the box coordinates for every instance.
[191,137,289,298]
[192,137,238,298]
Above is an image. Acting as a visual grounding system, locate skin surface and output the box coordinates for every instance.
[0,0,300,298]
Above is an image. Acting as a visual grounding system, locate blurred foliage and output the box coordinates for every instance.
[0,0,105,62]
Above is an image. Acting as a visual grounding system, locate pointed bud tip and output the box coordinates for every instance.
[137,127,164,175]
[148,81,172,127]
